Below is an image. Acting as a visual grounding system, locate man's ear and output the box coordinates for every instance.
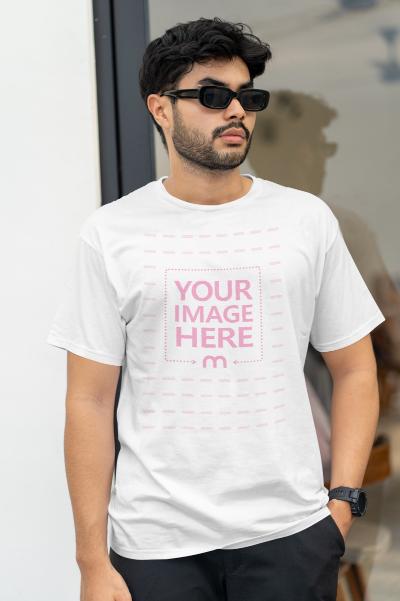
[147,94,171,132]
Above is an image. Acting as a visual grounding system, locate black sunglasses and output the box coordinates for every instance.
[160,85,270,111]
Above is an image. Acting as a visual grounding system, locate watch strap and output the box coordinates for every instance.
[328,486,362,503]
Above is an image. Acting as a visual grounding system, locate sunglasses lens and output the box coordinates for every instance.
[202,87,232,108]
[240,90,269,111]
[200,87,270,111]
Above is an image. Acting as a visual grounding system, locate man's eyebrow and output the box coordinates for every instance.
[196,77,254,89]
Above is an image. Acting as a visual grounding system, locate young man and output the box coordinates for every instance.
[47,16,385,601]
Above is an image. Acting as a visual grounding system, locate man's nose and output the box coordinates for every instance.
[224,97,246,118]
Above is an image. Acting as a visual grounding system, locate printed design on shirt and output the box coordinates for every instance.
[164,266,263,368]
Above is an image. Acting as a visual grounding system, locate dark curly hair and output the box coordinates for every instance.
[139,17,272,150]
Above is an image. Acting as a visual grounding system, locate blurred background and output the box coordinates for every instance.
[1,1,399,599]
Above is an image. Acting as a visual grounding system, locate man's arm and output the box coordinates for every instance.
[65,351,120,569]
[321,333,380,537]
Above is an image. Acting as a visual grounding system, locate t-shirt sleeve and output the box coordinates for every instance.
[46,236,127,365]
[309,221,386,352]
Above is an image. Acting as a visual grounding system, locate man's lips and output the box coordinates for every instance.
[219,131,246,142]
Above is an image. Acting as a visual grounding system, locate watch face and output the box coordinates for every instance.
[358,491,367,515]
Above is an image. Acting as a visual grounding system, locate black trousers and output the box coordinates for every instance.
[109,514,345,601]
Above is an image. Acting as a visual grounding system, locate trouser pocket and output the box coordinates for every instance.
[326,513,346,555]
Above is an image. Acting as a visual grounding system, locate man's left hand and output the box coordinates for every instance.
[327,498,355,542]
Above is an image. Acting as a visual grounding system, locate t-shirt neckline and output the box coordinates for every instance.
[156,173,260,211]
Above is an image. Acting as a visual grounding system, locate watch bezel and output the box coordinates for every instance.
[354,490,367,516]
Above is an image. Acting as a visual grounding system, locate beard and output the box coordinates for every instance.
[171,105,253,172]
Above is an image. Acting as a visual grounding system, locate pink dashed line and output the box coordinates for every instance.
[141,407,277,417]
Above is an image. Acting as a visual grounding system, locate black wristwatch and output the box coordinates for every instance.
[328,486,367,517]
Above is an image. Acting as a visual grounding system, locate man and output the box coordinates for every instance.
[47,16,385,601]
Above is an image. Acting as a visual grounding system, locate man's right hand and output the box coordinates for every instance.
[79,560,132,601]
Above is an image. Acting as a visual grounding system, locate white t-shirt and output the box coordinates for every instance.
[46,174,385,559]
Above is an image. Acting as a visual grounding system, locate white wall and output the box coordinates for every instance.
[0,2,101,599]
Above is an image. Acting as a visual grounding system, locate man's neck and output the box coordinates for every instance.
[161,172,253,206]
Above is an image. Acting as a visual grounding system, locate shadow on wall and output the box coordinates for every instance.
[248,89,400,482]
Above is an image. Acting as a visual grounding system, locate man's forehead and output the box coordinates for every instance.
[181,60,253,89]
[184,68,253,89]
